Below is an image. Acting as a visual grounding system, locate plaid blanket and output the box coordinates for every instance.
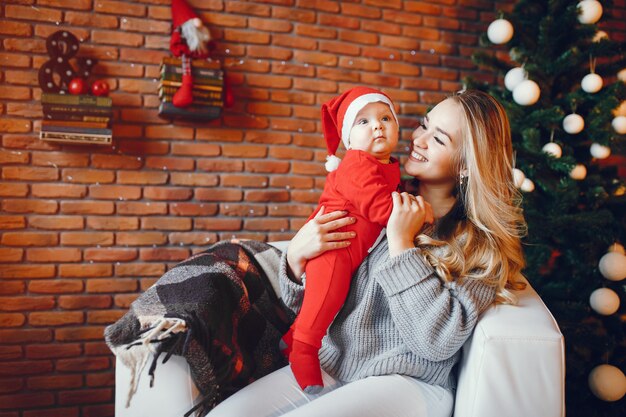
[104,240,294,416]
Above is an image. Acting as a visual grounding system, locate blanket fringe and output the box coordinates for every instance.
[183,390,219,417]
[113,317,188,408]
[111,340,151,408]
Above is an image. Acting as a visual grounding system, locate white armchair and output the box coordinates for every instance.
[114,241,565,417]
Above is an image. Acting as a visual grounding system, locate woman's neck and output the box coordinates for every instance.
[417,182,457,219]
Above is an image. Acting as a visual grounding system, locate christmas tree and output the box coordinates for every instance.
[469,0,626,415]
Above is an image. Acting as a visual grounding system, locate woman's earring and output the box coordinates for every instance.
[459,173,466,186]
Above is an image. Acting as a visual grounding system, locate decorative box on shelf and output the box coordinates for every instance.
[37,30,113,146]
[40,93,113,145]
[157,57,224,121]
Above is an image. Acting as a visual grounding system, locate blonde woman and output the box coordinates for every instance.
[209,89,527,417]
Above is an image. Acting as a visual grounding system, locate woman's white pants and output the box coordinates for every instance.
[208,365,454,417]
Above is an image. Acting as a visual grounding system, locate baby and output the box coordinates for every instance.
[284,87,401,393]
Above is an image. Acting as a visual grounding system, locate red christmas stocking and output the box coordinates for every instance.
[172,55,193,108]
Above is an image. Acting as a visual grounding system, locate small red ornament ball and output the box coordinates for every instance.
[68,78,87,95]
[91,80,110,97]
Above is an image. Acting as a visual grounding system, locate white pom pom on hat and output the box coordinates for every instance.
[321,86,398,172]
[325,154,342,172]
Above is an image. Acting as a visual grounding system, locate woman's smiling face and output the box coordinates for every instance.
[405,98,464,186]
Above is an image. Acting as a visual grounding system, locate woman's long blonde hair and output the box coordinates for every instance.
[417,90,527,304]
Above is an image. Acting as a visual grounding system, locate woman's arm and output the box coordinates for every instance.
[377,192,492,361]
[373,249,496,362]
[286,206,356,279]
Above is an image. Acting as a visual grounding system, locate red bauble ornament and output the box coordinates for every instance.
[91,80,110,97]
[68,77,87,95]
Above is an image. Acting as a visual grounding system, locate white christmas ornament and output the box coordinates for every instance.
[589,364,626,402]
[569,164,587,180]
[513,80,540,106]
[563,113,585,134]
[593,30,608,42]
[598,252,626,281]
[487,19,514,44]
[505,67,527,91]
[590,143,610,159]
[619,68,626,83]
[608,242,625,255]
[612,116,626,134]
[577,0,603,24]
[542,142,562,158]
[589,287,620,315]
[520,178,535,192]
[581,73,603,93]
[513,168,526,188]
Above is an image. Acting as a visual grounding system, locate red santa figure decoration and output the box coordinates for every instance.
[169,0,212,108]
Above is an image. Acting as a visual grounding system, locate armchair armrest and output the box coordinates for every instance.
[114,241,290,417]
[115,354,200,417]
[453,275,565,417]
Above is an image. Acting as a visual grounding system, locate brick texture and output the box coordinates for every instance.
[1,1,625,416]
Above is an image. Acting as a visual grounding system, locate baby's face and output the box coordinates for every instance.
[348,102,399,163]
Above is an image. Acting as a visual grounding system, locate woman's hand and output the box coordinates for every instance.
[286,207,356,280]
[387,192,434,257]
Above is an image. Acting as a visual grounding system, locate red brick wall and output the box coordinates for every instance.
[1,1,624,416]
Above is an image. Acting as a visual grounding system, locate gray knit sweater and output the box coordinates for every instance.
[278,238,497,390]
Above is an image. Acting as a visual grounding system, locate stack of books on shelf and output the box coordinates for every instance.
[158,57,224,121]
[40,93,113,145]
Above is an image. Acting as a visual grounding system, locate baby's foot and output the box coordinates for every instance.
[289,339,323,393]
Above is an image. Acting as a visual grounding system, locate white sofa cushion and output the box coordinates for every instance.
[454,275,565,417]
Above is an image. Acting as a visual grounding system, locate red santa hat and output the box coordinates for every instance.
[321,86,398,172]
[171,0,199,29]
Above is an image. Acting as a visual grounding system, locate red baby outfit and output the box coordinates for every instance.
[287,149,400,392]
